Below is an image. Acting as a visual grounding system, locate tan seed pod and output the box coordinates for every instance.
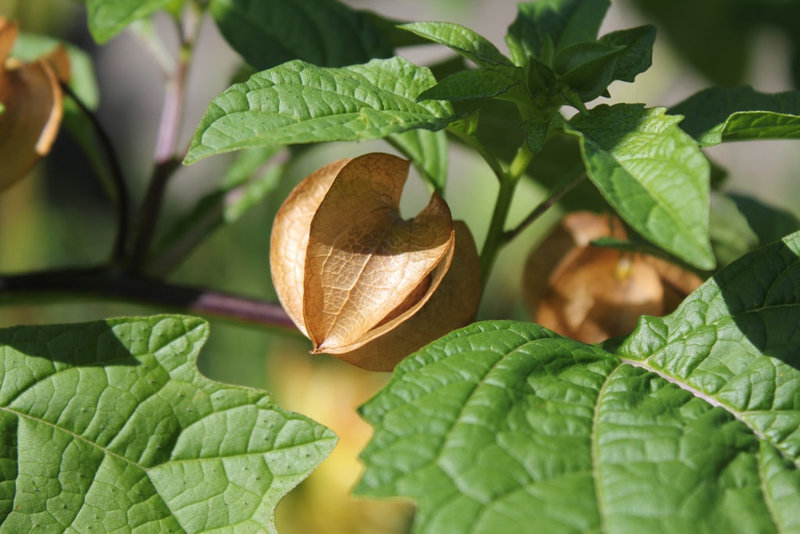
[523,212,703,343]
[0,17,69,191]
[270,152,480,371]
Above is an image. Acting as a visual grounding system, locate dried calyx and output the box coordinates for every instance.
[270,152,480,371]
[0,17,70,191]
[523,212,703,344]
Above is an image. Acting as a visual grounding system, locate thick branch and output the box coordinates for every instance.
[0,268,297,331]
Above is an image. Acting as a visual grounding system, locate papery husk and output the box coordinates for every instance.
[0,18,68,191]
[336,221,480,371]
[304,154,454,352]
[270,153,464,368]
[524,212,703,343]
[535,247,664,343]
[271,158,351,336]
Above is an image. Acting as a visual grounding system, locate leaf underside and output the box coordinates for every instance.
[357,230,800,533]
[0,315,336,533]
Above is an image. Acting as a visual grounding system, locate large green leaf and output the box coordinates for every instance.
[357,230,800,533]
[0,315,336,533]
[209,0,392,70]
[400,22,512,67]
[86,0,177,43]
[505,0,609,65]
[670,87,800,145]
[566,104,715,270]
[184,58,455,164]
[617,231,800,474]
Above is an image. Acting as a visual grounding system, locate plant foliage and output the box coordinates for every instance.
[358,231,800,533]
[0,316,336,533]
[2,0,800,531]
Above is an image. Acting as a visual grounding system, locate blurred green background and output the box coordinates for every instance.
[1,0,799,532]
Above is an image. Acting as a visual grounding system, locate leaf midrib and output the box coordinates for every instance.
[1,404,330,471]
[2,405,139,469]
[225,82,435,119]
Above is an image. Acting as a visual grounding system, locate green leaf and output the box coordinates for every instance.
[358,299,800,533]
[184,58,455,164]
[419,68,520,103]
[709,191,760,267]
[400,22,512,67]
[671,86,800,145]
[0,315,336,533]
[708,190,800,267]
[554,41,619,74]
[358,234,800,531]
[525,56,558,93]
[728,193,800,247]
[505,0,610,65]
[388,129,449,194]
[209,0,392,70]
[522,119,550,153]
[86,0,174,43]
[597,25,656,84]
[565,104,715,270]
[618,231,800,474]
[555,42,623,101]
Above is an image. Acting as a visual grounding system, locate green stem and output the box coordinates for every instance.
[502,171,585,244]
[478,144,534,287]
